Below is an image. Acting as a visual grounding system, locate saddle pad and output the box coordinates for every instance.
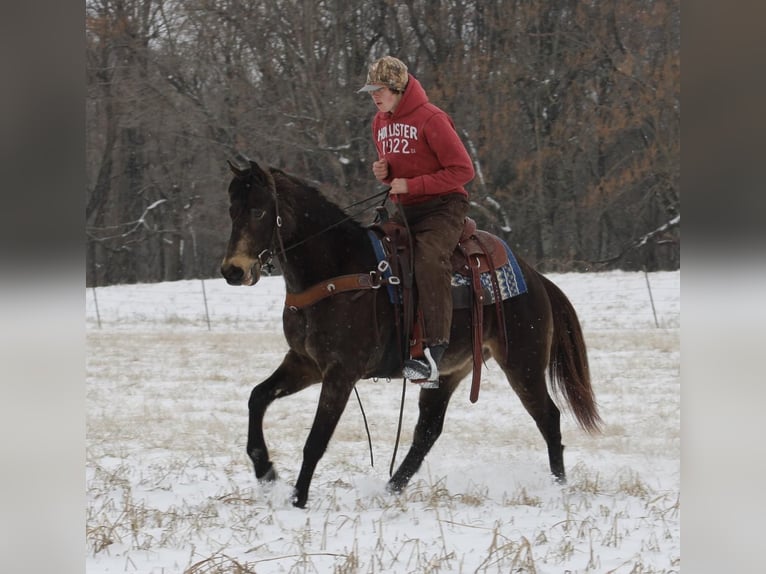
[451,238,527,309]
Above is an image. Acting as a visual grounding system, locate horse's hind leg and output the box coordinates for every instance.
[247,350,320,483]
[489,322,567,481]
[525,381,566,483]
[388,370,466,493]
[496,354,566,482]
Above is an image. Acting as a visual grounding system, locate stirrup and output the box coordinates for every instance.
[403,347,439,388]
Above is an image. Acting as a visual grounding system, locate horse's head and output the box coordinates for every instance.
[220,154,278,286]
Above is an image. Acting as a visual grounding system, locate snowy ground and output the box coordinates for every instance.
[86,270,679,573]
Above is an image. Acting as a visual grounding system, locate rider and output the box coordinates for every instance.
[359,55,474,386]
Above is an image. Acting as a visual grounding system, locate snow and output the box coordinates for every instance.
[86,270,679,573]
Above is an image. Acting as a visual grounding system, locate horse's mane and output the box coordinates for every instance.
[269,167,366,235]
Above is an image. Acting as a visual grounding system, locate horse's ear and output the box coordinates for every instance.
[228,153,252,178]
[248,159,273,189]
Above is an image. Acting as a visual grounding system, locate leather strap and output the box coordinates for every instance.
[474,233,508,362]
[469,258,484,403]
[285,273,377,310]
[458,241,485,404]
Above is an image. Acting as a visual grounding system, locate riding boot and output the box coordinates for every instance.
[403,344,447,388]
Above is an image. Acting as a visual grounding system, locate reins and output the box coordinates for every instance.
[271,187,390,260]
[389,200,415,478]
[347,200,415,478]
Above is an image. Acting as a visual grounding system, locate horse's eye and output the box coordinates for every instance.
[251,208,266,220]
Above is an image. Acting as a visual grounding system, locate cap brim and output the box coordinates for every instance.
[357,84,383,93]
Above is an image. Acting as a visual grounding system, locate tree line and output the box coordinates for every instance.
[86,0,679,286]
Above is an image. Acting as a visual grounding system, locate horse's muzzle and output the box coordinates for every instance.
[221,260,260,286]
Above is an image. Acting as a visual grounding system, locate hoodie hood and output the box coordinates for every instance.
[380,74,429,120]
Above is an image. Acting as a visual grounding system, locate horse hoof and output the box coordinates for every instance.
[386,479,406,494]
[257,465,277,483]
[292,489,307,508]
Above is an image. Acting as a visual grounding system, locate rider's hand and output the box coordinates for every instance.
[389,178,409,195]
[372,157,389,182]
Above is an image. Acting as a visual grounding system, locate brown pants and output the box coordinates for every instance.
[393,193,470,347]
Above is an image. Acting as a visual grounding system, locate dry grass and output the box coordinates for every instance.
[87,299,679,573]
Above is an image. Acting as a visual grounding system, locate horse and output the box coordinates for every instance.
[220,154,601,508]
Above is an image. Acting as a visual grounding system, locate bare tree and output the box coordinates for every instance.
[86,0,679,284]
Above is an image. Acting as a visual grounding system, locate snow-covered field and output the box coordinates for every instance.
[86,270,679,573]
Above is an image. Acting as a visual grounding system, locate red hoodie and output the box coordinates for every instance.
[371,74,474,205]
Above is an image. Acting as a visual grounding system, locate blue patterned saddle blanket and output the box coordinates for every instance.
[450,239,527,308]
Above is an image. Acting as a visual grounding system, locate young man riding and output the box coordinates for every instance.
[359,55,474,387]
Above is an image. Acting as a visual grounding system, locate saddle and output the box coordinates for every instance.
[369,216,509,402]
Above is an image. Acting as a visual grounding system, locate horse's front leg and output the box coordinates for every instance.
[248,350,320,483]
[292,373,357,508]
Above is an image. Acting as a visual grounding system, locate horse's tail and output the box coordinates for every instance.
[540,275,602,434]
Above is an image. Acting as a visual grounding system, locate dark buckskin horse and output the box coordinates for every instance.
[220,154,601,508]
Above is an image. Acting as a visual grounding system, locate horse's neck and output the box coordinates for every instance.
[276,192,372,292]
[279,229,369,292]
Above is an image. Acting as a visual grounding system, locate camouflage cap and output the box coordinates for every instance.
[357,56,409,93]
